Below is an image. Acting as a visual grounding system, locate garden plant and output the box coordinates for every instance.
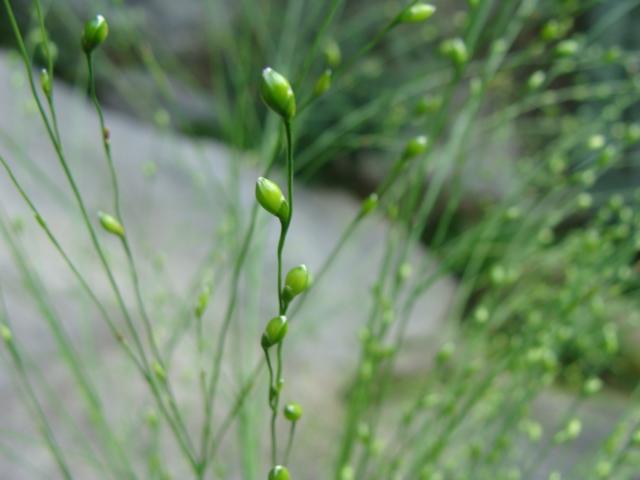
[1,0,640,479]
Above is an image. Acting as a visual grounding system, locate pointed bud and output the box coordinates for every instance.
[152,361,166,382]
[268,466,290,480]
[261,316,288,349]
[314,69,333,97]
[527,70,546,91]
[555,39,579,57]
[283,265,310,302]
[323,39,342,68]
[360,193,379,216]
[440,38,468,66]
[284,402,303,421]
[400,3,436,23]
[255,177,289,222]
[98,211,125,237]
[402,135,429,160]
[81,15,109,54]
[40,69,52,97]
[260,67,296,120]
[195,284,211,318]
[0,324,12,343]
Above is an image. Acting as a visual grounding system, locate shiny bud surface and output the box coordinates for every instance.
[98,211,125,237]
[81,15,109,53]
[268,465,290,480]
[261,316,288,348]
[260,67,296,120]
[400,3,436,23]
[284,402,303,421]
[256,177,289,222]
[283,265,310,302]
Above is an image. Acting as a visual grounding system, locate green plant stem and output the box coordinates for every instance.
[284,421,297,465]
[0,331,73,479]
[207,362,264,460]
[0,281,74,479]
[0,157,141,476]
[1,1,199,472]
[86,51,195,461]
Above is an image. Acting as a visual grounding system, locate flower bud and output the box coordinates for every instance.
[256,177,290,222]
[0,324,12,343]
[260,67,296,120]
[81,15,109,54]
[40,69,52,97]
[555,39,579,57]
[98,211,125,237]
[261,316,288,349]
[440,38,468,66]
[400,3,436,23]
[360,193,378,216]
[402,135,429,160]
[268,465,290,480]
[314,69,333,97]
[195,284,211,318]
[527,70,546,91]
[283,265,310,302]
[323,39,342,68]
[284,402,303,421]
[583,377,602,395]
[152,361,166,382]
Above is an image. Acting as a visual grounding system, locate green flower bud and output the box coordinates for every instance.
[260,67,296,120]
[284,402,303,421]
[152,361,166,382]
[400,3,436,23]
[40,69,52,97]
[0,324,12,343]
[261,316,288,349]
[403,135,429,160]
[81,15,109,54]
[527,70,546,91]
[440,38,468,66]
[195,284,211,318]
[555,39,579,57]
[583,377,602,395]
[268,465,290,480]
[360,193,379,216]
[313,69,333,97]
[98,211,125,237]
[323,39,341,68]
[541,18,572,42]
[255,177,290,222]
[283,265,310,302]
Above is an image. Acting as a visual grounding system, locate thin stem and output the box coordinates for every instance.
[1,1,199,472]
[0,292,73,479]
[86,51,195,459]
[284,421,297,465]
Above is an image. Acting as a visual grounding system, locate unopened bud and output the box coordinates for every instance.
[260,67,296,120]
[283,402,303,421]
[268,466,290,480]
[283,265,310,302]
[40,69,52,97]
[400,3,436,23]
[98,211,125,237]
[81,15,109,54]
[402,135,429,159]
[314,69,333,97]
[261,316,288,349]
[441,38,468,66]
[255,177,289,222]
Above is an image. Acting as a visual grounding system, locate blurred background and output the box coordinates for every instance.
[1,0,640,479]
